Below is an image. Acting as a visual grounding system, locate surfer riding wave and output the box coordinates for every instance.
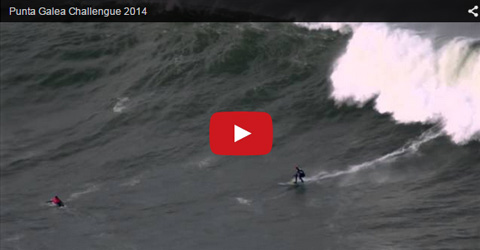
[294,165,306,184]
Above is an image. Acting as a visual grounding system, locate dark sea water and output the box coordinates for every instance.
[1,23,479,250]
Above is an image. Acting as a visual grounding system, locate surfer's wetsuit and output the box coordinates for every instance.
[294,166,305,184]
[49,196,64,207]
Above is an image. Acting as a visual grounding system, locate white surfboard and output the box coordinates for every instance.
[278,179,303,186]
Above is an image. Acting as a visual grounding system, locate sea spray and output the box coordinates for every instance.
[297,23,480,144]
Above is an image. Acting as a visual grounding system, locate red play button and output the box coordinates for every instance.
[209,112,273,155]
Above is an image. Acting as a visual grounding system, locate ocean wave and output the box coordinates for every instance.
[298,23,480,144]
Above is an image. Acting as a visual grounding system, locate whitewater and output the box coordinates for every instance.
[298,22,480,144]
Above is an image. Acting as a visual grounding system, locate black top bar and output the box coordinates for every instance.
[1,0,479,22]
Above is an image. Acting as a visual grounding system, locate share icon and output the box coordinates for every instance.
[468,5,478,17]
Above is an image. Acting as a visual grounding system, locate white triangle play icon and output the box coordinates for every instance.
[234,125,251,142]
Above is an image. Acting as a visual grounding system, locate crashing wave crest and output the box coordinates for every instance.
[297,23,480,144]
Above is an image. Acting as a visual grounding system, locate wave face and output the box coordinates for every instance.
[299,22,480,144]
[1,23,479,250]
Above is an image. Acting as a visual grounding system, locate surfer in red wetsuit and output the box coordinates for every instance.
[48,196,64,207]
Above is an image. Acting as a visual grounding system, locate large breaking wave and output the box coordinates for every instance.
[297,23,480,144]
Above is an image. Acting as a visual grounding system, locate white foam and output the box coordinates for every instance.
[235,197,252,206]
[305,130,443,183]
[297,23,480,144]
[192,155,220,170]
[120,178,141,187]
[197,156,214,169]
[66,184,100,201]
[3,234,24,242]
[113,97,129,113]
[295,22,358,34]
